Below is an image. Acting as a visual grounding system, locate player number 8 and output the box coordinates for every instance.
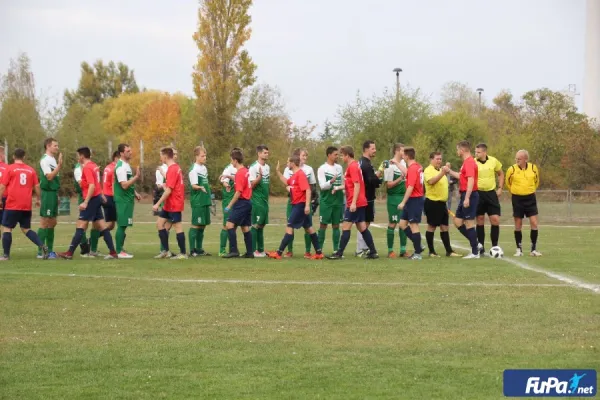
[19,173,27,185]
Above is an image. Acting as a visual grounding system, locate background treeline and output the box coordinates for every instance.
[1,0,599,197]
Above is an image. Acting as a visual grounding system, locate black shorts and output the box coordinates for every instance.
[365,200,375,223]
[401,197,424,224]
[79,195,105,222]
[102,195,117,222]
[343,206,366,223]
[512,193,538,218]
[227,199,252,227]
[158,210,182,223]
[455,192,479,220]
[287,203,312,229]
[424,199,449,227]
[2,210,32,229]
[476,190,501,216]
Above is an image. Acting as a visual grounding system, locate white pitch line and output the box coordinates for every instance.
[0,271,571,289]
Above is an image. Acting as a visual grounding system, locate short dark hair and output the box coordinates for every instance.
[326,146,338,156]
[160,147,174,159]
[289,154,301,167]
[231,149,243,163]
[256,145,269,153]
[230,147,242,157]
[44,138,57,150]
[476,143,488,151]
[393,143,405,152]
[292,147,307,157]
[404,147,416,160]
[13,148,25,160]
[340,145,354,158]
[457,141,471,151]
[112,151,120,161]
[117,143,130,154]
[362,140,375,151]
[77,147,91,159]
[429,151,442,160]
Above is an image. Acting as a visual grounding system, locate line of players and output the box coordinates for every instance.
[0,137,541,260]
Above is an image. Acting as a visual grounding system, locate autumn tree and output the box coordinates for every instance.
[64,60,139,109]
[192,0,257,153]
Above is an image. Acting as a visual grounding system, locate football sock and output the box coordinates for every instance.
[90,229,100,252]
[188,228,198,253]
[102,229,116,253]
[403,227,414,242]
[332,227,340,252]
[476,225,485,248]
[309,232,322,254]
[491,225,500,247]
[68,228,85,254]
[399,227,407,253]
[514,230,523,250]
[257,228,264,252]
[26,230,43,247]
[361,229,377,254]
[197,228,205,251]
[318,228,326,250]
[176,232,186,254]
[440,231,453,254]
[412,232,423,254]
[116,227,126,253]
[243,231,253,255]
[251,227,258,252]
[278,233,294,255]
[158,229,169,252]
[219,229,228,253]
[228,228,238,253]
[2,232,12,257]
[337,230,351,255]
[287,235,294,253]
[37,228,47,253]
[467,227,478,255]
[304,233,311,253]
[425,231,435,254]
[386,228,394,253]
[458,225,468,239]
[47,227,55,252]
[530,229,538,252]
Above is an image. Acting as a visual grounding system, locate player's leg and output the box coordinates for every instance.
[220,206,229,256]
[0,225,13,260]
[19,211,44,249]
[58,219,90,259]
[285,201,294,255]
[462,192,480,257]
[355,219,378,258]
[318,205,329,250]
[189,224,200,256]
[155,213,172,258]
[304,224,323,258]
[331,220,353,257]
[240,224,253,258]
[318,222,328,251]
[91,202,117,258]
[115,201,133,257]
[303,210,314,258]
[171,215,186,258]
[489,214,500,247]
[528,214,540,256]
[386,201,398,257]
[512,195,525,256]
[224,201,246,257]
[196,206,210,255]
[425,225,437,256]
[45,194,58,254]
[331,205,342,252]
[270,226,295,259]
[408,221,423,259]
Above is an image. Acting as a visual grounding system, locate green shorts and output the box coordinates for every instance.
[319,203,344,225]
[252,202,269,226]
[40,190,58,218]
[387,195,404,224]
[192,205,211,226]
[116,201,134,227]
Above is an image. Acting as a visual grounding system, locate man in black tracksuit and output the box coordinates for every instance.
[356,140,382,255]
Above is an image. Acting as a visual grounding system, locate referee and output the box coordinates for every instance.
[474,143,504,256]
[505,150,541,257]
[355,140,381,256]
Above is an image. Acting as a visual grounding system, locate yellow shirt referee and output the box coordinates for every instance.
[474,143,504,255]
[505,150,541,257]
[422,152,459,257]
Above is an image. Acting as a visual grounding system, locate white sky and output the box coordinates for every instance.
[0,0,587,128]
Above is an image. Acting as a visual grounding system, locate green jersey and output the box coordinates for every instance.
[317,162,344,206]
[384,160,407,198]
[39,154,60,191]
[189,163,212,207]
[248,161,270,206]
[220,164,237,204]
[114,160,135,203]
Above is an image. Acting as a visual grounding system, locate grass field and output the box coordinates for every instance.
[1,198,599,399]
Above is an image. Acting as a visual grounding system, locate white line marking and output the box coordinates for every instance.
[369,224,600,294]
[0,271,571,289]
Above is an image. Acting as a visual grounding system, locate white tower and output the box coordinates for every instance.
[584,0,600,122]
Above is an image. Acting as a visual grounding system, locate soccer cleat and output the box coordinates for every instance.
[241,253,255,258]
[218,251,227,257]
[326,253,344,260]
[429,252,441,258]
[400,251,411,258]
[171,253,189,260]
[223,252,240,258]
[36,254,44,259]
[354,250,366,257]
[530,250,542,257]
[80,241,90,256]
[303,252,312,259]
[365,252,379,259]
[57,252,73,260]
[310,253,324,260]
[408,253,422,260]
[478,243,485,256]
[254,251,267,258]
[0,255,9,261]
[47,252,58,260]
[104,252,118,260]
[197,250,211,257]
[80,253,95,258]
[117,251,134,259]
[446,252,462,257]
[387,251,397,259]
[283,251,293,258]
[154,250,172,259]
[463,253,480,259]
[267,251,282,259]
[89,251,104,258]
[513,249,523,257]
[190,250,199,257]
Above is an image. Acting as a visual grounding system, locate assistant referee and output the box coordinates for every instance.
[475,143,504,256]
[505,149,541,257]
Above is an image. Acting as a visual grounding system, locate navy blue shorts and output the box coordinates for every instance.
[343,206,366,223]
[287,203,312,229]
[79,195,105,222]
[455,191,479,220]
[0,197,5,225]
[401,197,424,223]
[2,210,32,229]
[159,210,182,223]
[227,199,252,227]
[102,195,117,222]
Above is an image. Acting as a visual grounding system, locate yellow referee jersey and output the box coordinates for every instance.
[505,163,539,196]
[476,156,502,191]
[424,165,448,201]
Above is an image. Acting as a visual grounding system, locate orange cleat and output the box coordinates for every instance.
[284,251,293,258]
[388,251,397,258]
[310,253,324,260]
[303,252,313,259]
[267,251,282,259]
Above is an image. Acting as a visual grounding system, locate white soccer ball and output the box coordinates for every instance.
[489,246,504,258]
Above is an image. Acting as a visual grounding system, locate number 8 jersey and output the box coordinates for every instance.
[0,163,39,211]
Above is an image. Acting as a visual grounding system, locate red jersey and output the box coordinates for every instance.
[1,162,38,211]
[287,169,309,205]
[406,161,424,198]
[0,162,8,199]
[81,161,102,199]
[103,162,115,196]
[164,163,184,212]
[344,160,367,207]
[460,156,479,192]
[234,166,252,200]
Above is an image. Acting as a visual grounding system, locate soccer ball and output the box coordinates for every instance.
[489,246,504,258]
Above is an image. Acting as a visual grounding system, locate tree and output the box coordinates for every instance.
[439,81,481,115]
[64,60,139,109]
[192,0,257,153]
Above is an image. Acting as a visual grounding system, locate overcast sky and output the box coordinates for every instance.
[0,0,587,129]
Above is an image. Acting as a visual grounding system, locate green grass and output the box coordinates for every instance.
[1,199,599,399]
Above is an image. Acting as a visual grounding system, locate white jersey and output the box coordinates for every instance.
[188,163,208,185]
[220,164,237,184]
[317,162,344,191]
[155,163,168,187]
[74,164,82,184]
[248,162,270,186]
[40,154,57,176]
[384,159,407,182]
[115,160,132,183]
[284,164,316,184]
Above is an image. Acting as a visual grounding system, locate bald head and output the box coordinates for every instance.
[516,150,529,168]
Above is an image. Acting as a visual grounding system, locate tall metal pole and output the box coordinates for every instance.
[476,88,484,113]
[393,68,402,102]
